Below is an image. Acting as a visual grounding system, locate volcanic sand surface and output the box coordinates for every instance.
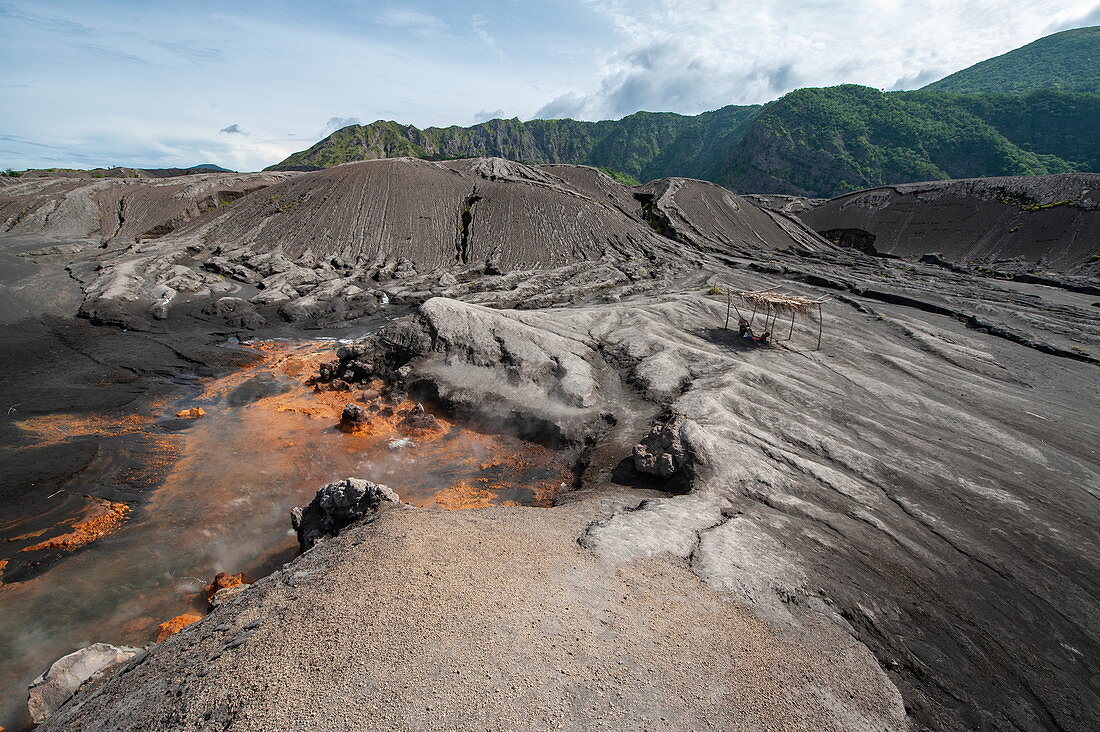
[41,501,907,732]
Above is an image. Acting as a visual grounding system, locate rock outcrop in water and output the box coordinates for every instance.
[27,643,142,724]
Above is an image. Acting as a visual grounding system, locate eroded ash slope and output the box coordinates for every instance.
[5,161,1099,731]
[1,158,832,331]
[801,173,1100,275]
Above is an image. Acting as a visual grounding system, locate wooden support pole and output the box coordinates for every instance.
[724,289,731,330]
[816,303,823,350]
[787,311,796,340]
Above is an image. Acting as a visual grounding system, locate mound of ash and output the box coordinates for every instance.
[314,297,620,445]
[0,170,289,245]
[0,157,836,331]
[800,173,1100,274]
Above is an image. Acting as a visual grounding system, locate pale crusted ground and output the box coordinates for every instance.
[43,497,907,732]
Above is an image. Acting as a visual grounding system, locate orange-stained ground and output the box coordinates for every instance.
[155,613,202,642]
[19,499,131,553]
[0,338,578,730]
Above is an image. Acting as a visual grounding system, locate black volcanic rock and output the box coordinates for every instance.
[290,478,402,551]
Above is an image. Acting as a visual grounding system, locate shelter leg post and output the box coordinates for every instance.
[816,304,823,350]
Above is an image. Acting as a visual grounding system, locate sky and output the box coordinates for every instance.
[1,0,1097,171]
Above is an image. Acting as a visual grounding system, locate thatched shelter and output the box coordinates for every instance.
[721,286,828,348]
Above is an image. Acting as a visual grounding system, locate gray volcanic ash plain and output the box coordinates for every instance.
[1,159,1098,732]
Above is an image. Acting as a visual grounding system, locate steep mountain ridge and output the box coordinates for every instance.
[271,105,761,184]
[270,89,1098,198]
[922,25,1100,94]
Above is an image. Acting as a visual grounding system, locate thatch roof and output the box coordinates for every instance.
[735,287,826,317]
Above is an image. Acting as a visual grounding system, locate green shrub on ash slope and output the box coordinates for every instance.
[922,26,1100,95]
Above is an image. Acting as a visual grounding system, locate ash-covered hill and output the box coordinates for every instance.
[800,173,1100,274]
[2,155,1100,732]
[922,25,1100,95]
[0,171,290,243]
[1,158,831,330]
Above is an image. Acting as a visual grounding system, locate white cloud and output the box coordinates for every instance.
[536,0,1098,119]
[1046,2,1100,31]
[472,109,506,123]
[378,6,446,35]
[319,116,361,137]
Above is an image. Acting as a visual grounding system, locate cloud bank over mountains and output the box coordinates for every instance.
[535,0,1099,119]
[0,0,1096,170]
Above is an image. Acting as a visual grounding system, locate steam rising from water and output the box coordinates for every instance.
[0,340,574,730]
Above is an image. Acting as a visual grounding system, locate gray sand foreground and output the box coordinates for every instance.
[41,498,907,732]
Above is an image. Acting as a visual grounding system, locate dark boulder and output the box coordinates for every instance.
[290,478,402,551]
[340,403,368,429]
[632,412,691,478]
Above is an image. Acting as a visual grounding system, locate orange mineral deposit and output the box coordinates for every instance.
[155,613,203,642]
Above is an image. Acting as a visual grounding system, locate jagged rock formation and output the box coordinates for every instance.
[800,173,1100,272]
[290,478,402,551]
[632,411,691,478]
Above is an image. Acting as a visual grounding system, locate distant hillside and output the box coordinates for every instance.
[720,86,1099,196]
[186,163,235,172]
[268,28,1099,197]
[922,26,1100,95]
[271,86,1098,197]
[270,105,760,183]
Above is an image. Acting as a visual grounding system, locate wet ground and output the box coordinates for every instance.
[0,337,575,731]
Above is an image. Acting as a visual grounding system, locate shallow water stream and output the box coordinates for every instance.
[0,339,574,730]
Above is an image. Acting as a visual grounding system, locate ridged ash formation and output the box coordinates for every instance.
[801,173,1100,272]
[0,171,291,244]
[175,157,825,269]
[311,264,1100,730]
[39,243,1100,730]
[22,158,832,330]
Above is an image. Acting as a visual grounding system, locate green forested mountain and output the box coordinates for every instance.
[271,105,760,183]
[922,26,1100,95]
[269,28,1100,197]
[719,86,1099,195]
